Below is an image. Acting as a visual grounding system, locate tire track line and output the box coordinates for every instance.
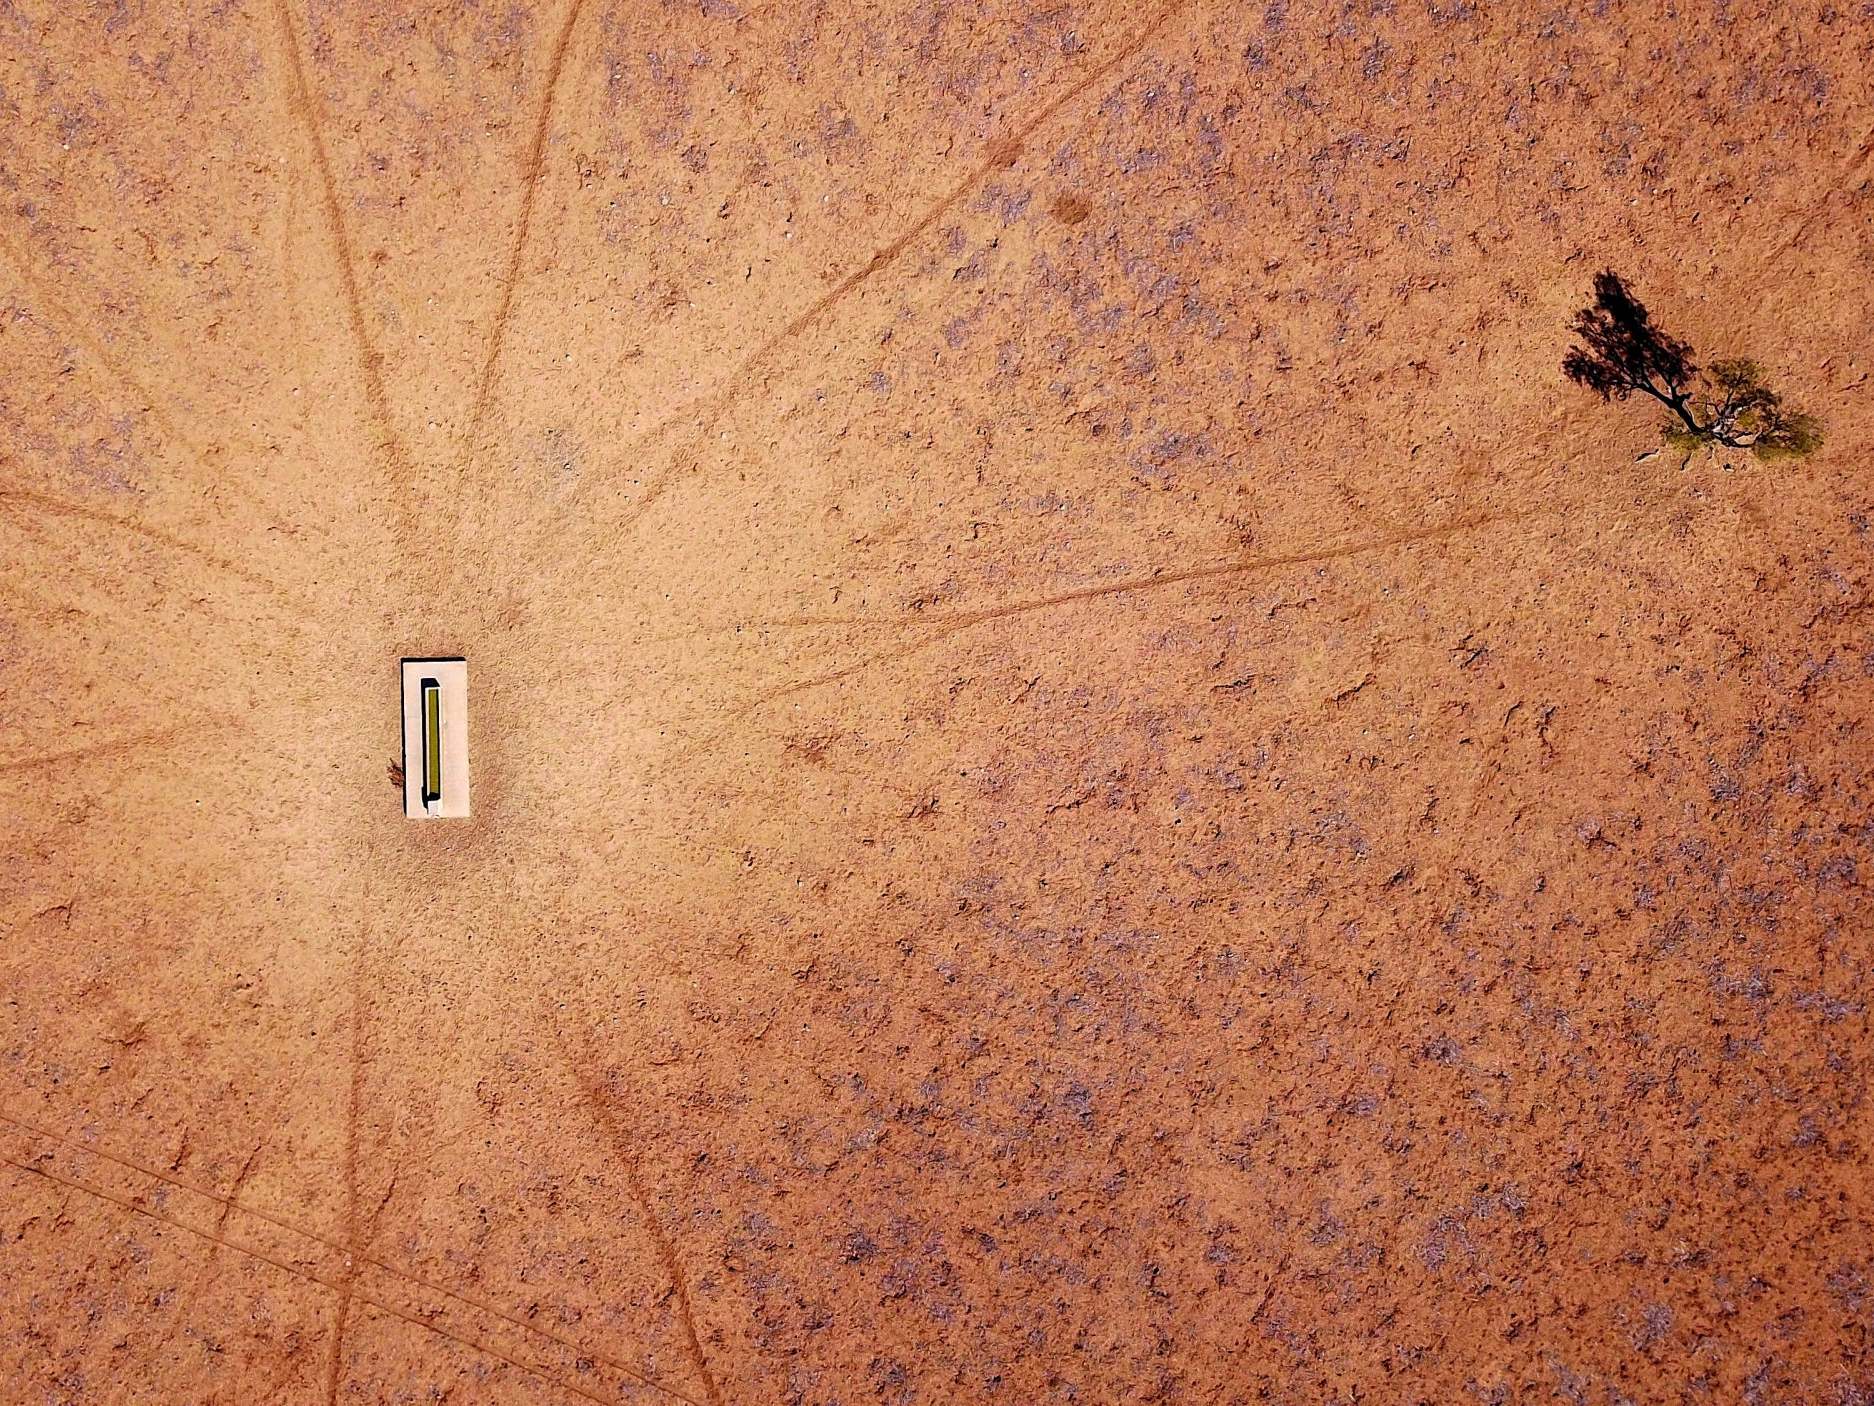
[0,1151,656,1406]
[267,0,417,528]
[0,720,227,779]
[554,0,1199,564]
[654,507,1545,774]
[0,229,304,533]
[549,1014,725,1406]
[0,485,305,610]
[323,920,370,1406]
[0,1108,699,1404]
[457,0,591,495]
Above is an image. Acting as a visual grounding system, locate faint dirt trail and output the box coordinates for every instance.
[551,0,1201,568]
[0,1110,701,1404]
[266,0,418,535]
[0,1152,641,1406]
[0,720,231,779]
[138,1140,267,1380]
[321,924,370,1406]
[263,5,416,1391]
[654,505,1548,775]
[455,0,591,503]
[548,1010,727,1406]
[0,229,300,532]
[0,486,305,609]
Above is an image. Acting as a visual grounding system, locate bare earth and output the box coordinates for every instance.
[3,2,1872,1402]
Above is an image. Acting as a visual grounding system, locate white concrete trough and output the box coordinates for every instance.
[402,657,469,819]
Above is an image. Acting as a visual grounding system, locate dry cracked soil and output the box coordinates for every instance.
[2,1,1873,1403]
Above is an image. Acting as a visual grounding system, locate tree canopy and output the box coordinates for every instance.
[1563,272,1821,459]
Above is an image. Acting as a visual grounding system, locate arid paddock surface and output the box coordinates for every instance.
[3,2,1872,1402]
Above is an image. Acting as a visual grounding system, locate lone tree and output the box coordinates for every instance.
[1563,271,1821,458]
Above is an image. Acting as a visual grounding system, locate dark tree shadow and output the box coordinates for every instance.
[1564,271,1822,459]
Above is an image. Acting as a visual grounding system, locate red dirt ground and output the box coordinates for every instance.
[3,2,1872,1402]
